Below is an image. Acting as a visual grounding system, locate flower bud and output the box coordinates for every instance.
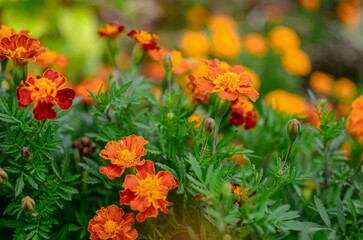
[204,118,215,133]
[287,119,301,142]
[162,52,172,73]
[0,168,8,184]
[131,44,145,67]
[214,97,231,119]
[167,112,174,121]
[20,146,30,159]
[21,196,36,213]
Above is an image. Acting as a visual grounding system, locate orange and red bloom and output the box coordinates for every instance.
[230,97,257,129]
[88,204,138,240]
[231,182,255,207]
[195,59,259,102]
[0,33,45,65]
[97,23,125,38]
[346,95,363,143]
[128,29,159,51]
[16,69,75,121]
[120,160,179,222]
[99,135,149,179]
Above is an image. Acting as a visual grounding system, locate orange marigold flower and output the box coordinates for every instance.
[0,25,16,39]
[309,71,334,97]
[346,95,363,142]
[282,49,311,76]
[230,97,257,129]
[179,31,209,58]
[74,77,108,104]
[16,69,75,121]
[88,204,138,240]
[231,182,255,207]
[99,135,149,179]
[268,26,300,54]
[243,33,268,57]
[97,23,125,38]
[195,59,259,102]
[36,48,68,70]
[300,0,320,11]
[0,33,45,65]
[128,29,159,51]
[119,160,179,222]
[333,77,356,102]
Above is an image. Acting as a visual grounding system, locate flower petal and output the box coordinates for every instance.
[33,101,57,120]
[100,164,124,179]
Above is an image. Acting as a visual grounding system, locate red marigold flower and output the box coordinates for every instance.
[195,59,259,102]
[230,97,257,129]
[97,23,125,38]
[119,160,179,222]
[0,33,45,65]
[16,69,75,121]
[99,135,149,179]
[128,29,159,51]
[88,204,138,240]
[346,95,363,142]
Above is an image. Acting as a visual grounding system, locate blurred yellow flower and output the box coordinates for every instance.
[333,77,356,102]
[268,26,300,54]
[188,114,204,130]
[207,15,237,32]
[243,33,268,57]
[299,0,320,11]
[265,89,308,117]
[179,31,209,58]
[309,71,334,96]
[282,49,311,76]
[211,31,241,59]
[185,6,210,29]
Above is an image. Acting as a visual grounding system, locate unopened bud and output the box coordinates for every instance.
[214,97,231,119]
[20,146,30,159]
[287,119,301,142]
[21,196,36,213]
[204,118,215,133]
[131,44,145,67]
[162,52,172,73]
[167,112,174,120]
[0,168,8,184]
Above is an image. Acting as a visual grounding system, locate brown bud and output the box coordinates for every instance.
[72,141,80,149]
[81,137,90,146]
[20,147,30,159]
[0,168,8,184]
[287,119,301,142]
[21,196,36,213]
[204,118,215,133]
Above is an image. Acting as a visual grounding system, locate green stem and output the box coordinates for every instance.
[12,63,28,87]
[324,146,329,188]
[280,140,294,172]
[213,117,222,156]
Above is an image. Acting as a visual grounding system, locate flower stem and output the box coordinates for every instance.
[324,146,330,188]
[280,140,294,172]
[213,117,221,156]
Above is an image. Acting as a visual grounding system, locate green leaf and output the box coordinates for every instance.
[281,220,326,232]
[51,160,61,179]
[314,195,331,228]
[62,174,80,183]
[15,174,25,197]
[337,207,346,234]
[59,185,79,195]
[82,176,101,184]
[347,199,357,220]
[24,174,38,190]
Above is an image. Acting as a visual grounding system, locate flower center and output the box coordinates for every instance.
[103,220,120,237]
[10,46,27,56]
[135,31,154,44]
[30,77,58,102]
[115,149,136,165]
[213,71,241,92]
[233,186,249,202]
[135,174,163,201]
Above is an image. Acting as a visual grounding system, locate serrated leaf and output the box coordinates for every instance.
[24,174,38,190]
[15,174,25,197]
[62,174,80,183]
[59,185,79,195]
[281,220,325,232]
[337,207,345,234]
[51,160,61,179]
[314,196,331,228]
[82,176,101,184]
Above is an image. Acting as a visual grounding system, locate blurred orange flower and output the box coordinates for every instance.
[346,95,363,142]
[16,69,75,121]
[128,29,159,51]
[99,135,148,179]
[185,6,210,29]
[265,89,308,117]
[333,77,356,102]
[309,71,334,97]
[179,31,209,58]
[336,1,360,27]
[0,33,45,65]
[88,205,138,240]
[196,59,259,102]
[231,182,254,207]
[268,26,300,54]
[243,33,268,57]
[299,0,320,11]
[0,25,16,39]
[120,160,179,222]
[188,114,204,130]
[97,23,125,38]
[36,48,68,70]
[282,49,311,76]
[74,78,108,104]
[230,97,257,129]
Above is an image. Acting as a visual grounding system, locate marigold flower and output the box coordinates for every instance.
[230,97,257,129]
[346,95,363,142]
[179,31,209,58]
[97,23,125,38]
[186,59,210,104]
[333,77,356,102]
[231,182,255,207]
[195,59,259,102]
[208,15,237,32]
[99,135,149,179]
[264,89,308,117]
[74,78,108,104]
[282,49,311,76]
[128,29,159,51]
[88,205,138,240]
[0,25,16,39]
[336,2,360,27]
[268,26,300,54]
[119,160,179,222]
[309,71,334,97]
[243,33,268,57]
[299,0,320,11]
[188,114,204,130]
[211,30,241,59]
[0,33,45,65]
[36,48,68,71]
[16,69,75,121]
[185,6,210,29]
